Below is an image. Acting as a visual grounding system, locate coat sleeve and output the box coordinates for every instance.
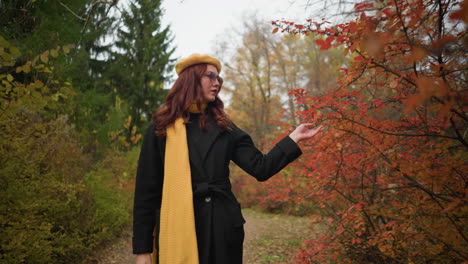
[231,125,302,182]
[132,123,163,254]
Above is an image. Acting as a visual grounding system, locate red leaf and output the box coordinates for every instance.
[354,55,364,61]
[449,1,468,23]
[374,99,384,107]
[349,22,358,33]
[314,39,331,50]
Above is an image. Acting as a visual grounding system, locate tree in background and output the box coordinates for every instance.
[109,0,175,129]
[270,34,307,127]
[0,0,175,262]
[0,0,129,153]
[223,20,283,148]
[271,0,467,262]
[301,35,347,94]
[219,16,347,210]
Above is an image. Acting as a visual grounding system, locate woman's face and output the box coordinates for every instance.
[200,64,222,103]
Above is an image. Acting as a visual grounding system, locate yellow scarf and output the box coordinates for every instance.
[154,104,206,264]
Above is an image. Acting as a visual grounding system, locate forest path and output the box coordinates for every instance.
[83,208,320,264]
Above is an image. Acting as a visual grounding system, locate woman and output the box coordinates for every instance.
[133,54,322,264]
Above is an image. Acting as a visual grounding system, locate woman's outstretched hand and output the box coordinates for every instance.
[289,123,323,143]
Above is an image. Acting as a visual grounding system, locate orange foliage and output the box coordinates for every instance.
[270,0,467,262]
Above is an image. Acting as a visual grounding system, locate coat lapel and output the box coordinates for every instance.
[188,134,205,177]
[196,120,221,163]
[159,119,221,175]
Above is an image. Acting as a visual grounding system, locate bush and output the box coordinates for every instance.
[0,36,139,263]
[84,147,139,247]
[0,111,138,263]
[0,113,94,263]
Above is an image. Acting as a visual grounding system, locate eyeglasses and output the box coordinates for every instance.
[202,72,223,87]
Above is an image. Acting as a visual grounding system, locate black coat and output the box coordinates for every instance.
[132,114,302,264]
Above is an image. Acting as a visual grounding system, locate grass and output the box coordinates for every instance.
[242,208,323,264]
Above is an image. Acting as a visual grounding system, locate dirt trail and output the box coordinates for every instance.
[84,209,319,264]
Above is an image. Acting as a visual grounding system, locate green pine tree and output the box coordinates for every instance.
[109,0,175,128]
[0,0,120,133]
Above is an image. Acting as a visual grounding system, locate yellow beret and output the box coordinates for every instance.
[175,53,222,75]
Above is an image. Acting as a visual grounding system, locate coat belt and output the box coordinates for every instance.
[193,179,245,226]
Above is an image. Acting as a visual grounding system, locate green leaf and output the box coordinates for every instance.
[0,35,10,48]
[1,51,12,61]
[32,91,41,98]
[2,80,12,89]
[10,46,20,57]
[7,74,13,82]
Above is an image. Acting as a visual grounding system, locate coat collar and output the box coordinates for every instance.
[159,116,221,175]
[189,116,221,163]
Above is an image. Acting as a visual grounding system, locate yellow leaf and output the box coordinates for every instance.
[32,56,39,66]
[133,134,142,144]
[23,64,31,73]
[124,116,132,129]
[50,49,59,58]
[63,45,70,54]
[34,80,44,88]
[6,74,13,82]
[40,53,48,63]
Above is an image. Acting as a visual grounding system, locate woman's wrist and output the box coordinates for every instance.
[289,133,300,143]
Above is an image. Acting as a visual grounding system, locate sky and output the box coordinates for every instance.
[161,0,319,60]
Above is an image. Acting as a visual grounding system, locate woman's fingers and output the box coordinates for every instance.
[289,123,323,143]
[305,125,322,137]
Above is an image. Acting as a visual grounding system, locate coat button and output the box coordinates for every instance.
[204,196,211,203]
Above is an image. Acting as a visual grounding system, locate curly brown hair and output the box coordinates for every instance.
[152,63,232,137]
